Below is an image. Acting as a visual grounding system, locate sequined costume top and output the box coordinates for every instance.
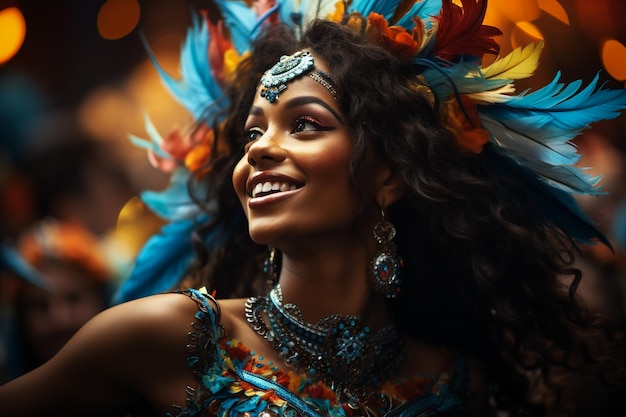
[169,288,469,417]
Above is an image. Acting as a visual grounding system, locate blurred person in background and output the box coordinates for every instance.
[0,219,114,382]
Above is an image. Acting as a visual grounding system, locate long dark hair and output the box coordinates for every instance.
[186,19,626,416]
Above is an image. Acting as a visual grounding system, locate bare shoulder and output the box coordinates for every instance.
[57,292,200,362]
[0,292,200,416]
[93,292,200,341]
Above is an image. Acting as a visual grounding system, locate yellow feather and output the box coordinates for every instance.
[482,41,544,80]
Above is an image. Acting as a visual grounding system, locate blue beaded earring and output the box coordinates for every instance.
[368,208,403,299]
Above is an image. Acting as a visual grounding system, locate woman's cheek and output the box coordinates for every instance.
[232,157,249,203]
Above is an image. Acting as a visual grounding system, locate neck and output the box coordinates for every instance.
[275,237,390,329]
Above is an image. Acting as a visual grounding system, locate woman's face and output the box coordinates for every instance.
[232,54,379,248]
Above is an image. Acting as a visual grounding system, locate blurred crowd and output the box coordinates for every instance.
[0,92,164,382]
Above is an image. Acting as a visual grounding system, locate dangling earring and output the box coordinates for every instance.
[264,247,279,289]
[368,208,403,299]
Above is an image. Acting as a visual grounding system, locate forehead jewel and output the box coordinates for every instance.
[259,50,338,103]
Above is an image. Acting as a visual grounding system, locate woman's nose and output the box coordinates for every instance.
[247,131,287,167]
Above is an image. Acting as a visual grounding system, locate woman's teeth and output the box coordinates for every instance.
[252,181,298,198]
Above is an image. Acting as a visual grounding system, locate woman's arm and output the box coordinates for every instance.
[0,292,199,417]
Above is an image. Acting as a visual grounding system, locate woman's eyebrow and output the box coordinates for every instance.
[248,106,264,117]
[284,96,345,125]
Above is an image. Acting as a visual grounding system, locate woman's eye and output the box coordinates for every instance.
[245,129,263,142]
[292,117,332,134]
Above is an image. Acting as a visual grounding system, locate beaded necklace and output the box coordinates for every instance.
[245,285,406,408]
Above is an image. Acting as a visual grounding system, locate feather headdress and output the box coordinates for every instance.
[114,0,626,303]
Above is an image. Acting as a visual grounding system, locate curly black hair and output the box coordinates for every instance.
[182,19,626,417]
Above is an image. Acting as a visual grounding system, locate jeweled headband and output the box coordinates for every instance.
[259,50,338,103]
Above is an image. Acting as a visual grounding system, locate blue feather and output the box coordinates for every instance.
[483,146,611,248]
[480,115,603,195]
[481,73,626,142]
[395,0,442,29]
[251,3,281,39]
[478,73,626,195]
[141,12,224,119]
[140,168,211,221]
[420,58,511,100]
[0,245,51,289]
[179,13,222,115]
[276,0,298,30]
[214,0,258,54]
[128,113,171,159]
[112,214,210,304]
[348,0,405,20]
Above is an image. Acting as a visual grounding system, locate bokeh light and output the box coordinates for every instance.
[97,0,141,40]
[0,7,26,65]
[494,0,541,23]
[573,0,618,42]
[538,0,569,25]
[78,86,140,143]
[601,39,626,81]
[511,22,544,50]
[484,0,547,55]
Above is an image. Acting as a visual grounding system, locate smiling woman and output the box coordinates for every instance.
[233,55,362,246]
[1,0,626,416]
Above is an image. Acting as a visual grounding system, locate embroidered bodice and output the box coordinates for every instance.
[169,288,469,417]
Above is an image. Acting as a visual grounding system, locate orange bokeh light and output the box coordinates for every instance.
[491,0,541,23]
[537,0,569,25]
[0,7,26,65]
[602,39,626,81]
[97,0,141,40]
[511,22,544,50]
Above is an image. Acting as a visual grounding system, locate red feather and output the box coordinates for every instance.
[207,14,233,87]
[432,0,501,62]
